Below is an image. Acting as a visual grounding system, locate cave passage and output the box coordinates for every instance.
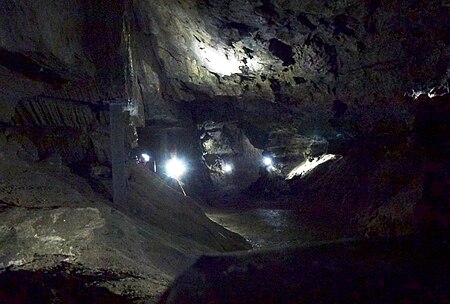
[0,0,448,303]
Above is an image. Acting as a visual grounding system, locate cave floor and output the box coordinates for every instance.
[204,196,353,249]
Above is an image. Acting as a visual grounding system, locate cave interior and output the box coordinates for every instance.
[0,0,449,303]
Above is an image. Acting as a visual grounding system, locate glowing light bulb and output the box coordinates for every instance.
[165,157,186,179]
[263,157,273,166]
[141,153,150,162]
[223,163,233,173]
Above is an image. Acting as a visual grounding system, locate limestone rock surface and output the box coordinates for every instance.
[0,151,249,302]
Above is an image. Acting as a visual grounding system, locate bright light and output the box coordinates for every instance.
[286,154,341,180]
[141,153,150,162]
[223,163,233,173]
[193,44,241,76]
[165,157,186,179]
[263,157,273,166]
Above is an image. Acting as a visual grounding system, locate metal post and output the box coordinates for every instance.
[110,102,127,204]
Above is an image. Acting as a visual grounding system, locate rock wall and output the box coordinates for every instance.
[199,121,262,192]
[0,0,448,190]
[0,0,143,168]
[284,93,449,238]
[0,1,448,300]
[132,0,449,138]
[126,0,449,191]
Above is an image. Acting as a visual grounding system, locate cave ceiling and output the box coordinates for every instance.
[135,0,449,143]
[0,0,449,149]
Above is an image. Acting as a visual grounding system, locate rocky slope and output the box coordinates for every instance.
[0,136,249,302]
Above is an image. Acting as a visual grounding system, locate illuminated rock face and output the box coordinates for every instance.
[0,1,448,301]
[128,0,449,203]
[0,0,448,154]
[133,0,449,137]
[0,0,446,206]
